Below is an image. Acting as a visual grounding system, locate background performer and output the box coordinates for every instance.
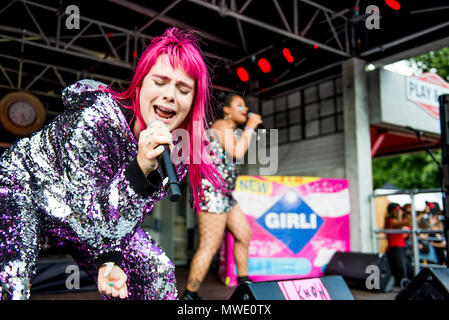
[182,93,262,300]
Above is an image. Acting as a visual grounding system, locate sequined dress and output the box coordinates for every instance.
[199,130,241,214]
[0,80,186,300]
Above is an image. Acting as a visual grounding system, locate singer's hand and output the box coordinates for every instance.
[247,112,263,129]
[97,264,128,299]
[136,121,174,176]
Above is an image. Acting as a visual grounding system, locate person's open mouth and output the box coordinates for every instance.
[154,105,177,119]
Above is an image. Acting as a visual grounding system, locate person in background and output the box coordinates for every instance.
[384,203,413,287]
[429,207,447,265]
[402,203,412,226]
[424,201,440,217]
[401,204,414,263]
[417,218,439,265]
[181,93,263,300]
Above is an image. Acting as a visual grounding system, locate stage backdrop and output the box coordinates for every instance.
[218,176,351,286]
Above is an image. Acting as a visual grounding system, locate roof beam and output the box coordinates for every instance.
[273,0,292,33]
[187,0,350,58]
[231,0,248,53]
[0,30,132,69]
[369,36,449,68]
[238,0,252,14]
[254,61,341,95]
[137,0,183,33]
[361,20,449,57]
[107,0,239,49]
[299,0,346,21]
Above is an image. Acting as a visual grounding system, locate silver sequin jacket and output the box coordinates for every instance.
[0,79,187,260]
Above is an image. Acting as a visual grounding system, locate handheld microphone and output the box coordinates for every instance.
[158,145,182,202]
[247,112,266,131]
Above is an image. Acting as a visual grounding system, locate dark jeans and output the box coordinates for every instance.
[387,247,413,286]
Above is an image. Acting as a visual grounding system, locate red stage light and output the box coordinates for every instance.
[313,44,319,50]
[282,48,294,63]
[237,67,249,82]
[385,0,400,10]
[257,58,272,73]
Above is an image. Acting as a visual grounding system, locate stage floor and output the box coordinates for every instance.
[29,266,401,300]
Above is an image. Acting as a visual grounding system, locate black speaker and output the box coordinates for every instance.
[324,252,394,292]
[30,259,96,294]
[438,94,449,267]
[229,275,354,300]
[395,268,449,300]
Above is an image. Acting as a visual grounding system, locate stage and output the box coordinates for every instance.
[29,265,400,301]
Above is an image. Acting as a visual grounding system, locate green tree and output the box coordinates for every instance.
[372,150,442,190]
[411,47,449,81]
[372,48,449,191]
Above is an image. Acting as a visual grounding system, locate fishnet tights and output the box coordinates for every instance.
[186,205,252,292]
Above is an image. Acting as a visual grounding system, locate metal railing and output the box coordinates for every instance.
[370,188,447,276]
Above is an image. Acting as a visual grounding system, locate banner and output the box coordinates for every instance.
[218,176,351,286]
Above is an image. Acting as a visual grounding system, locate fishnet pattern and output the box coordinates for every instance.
[226,205,252,277]
[185,205,251,292]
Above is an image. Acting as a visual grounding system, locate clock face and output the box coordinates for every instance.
[0,91,46,136]
[7,101,37,127]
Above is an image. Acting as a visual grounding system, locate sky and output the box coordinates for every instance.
[383,60,420,76]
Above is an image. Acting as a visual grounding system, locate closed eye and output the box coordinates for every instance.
[178,88,190,95]
[177,84,191,95]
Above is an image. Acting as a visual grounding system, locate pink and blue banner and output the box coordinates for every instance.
[218,176,351,286]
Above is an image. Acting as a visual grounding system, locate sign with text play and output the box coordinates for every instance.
[368,69,449,135]
[218,176,351,286]
[406,73,449,118]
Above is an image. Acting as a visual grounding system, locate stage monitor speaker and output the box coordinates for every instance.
[229,275,354,300]
[395,268,449,300]
[324,252,394,292]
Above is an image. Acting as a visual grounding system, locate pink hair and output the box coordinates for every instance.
[107,28,225,213]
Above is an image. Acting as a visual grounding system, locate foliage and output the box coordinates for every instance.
[411,47,449,81]
[373,48,449,190]
[372,150,442,190]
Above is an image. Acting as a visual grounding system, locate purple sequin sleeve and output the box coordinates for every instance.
[36,80,186,259]
[0,79,187,299]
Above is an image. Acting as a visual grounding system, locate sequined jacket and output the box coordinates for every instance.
[0,79,187,264]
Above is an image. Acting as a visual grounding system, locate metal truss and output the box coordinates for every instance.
[0,53,130,113]
[187,0,351,58]
[1,0,447,100]
[0,0,158,70]
[107,0,239,51]
[0,0,235,103]
[0,1,232,74]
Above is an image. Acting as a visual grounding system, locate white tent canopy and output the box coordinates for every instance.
[374,184,443,212]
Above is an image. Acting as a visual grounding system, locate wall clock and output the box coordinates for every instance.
[0,91,46,136]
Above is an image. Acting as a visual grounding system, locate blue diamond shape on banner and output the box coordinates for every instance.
[256,189,323,254]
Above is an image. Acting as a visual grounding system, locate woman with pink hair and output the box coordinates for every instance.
[0,28,223,300]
